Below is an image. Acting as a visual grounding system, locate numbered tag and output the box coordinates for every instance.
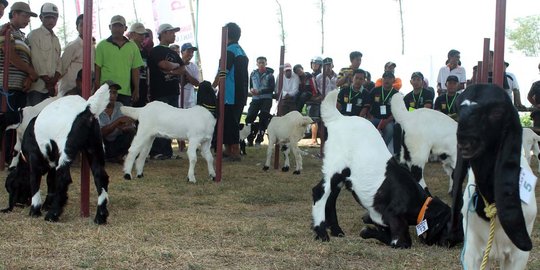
[519,167,537,204]
[380,105,387,115]
[416,219,428,236]
[346,103,352,112]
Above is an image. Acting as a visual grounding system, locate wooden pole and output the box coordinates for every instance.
[274,46,285,169]
[493,0,506,87]
[215,27,228,183]
[481,38,490,84]
[80,0,93,217]
[1,27,11,171]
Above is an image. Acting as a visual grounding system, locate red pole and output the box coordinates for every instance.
[215,27,228,183]
[493,0,506,87]
[80,0,93,217]
[1,27,11,171]
[273,46,285,169]
[481,38,490,84]
[179,77,185,152]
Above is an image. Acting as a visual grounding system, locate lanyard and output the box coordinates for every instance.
[348,85,362,103]
[381,88,394,104]
[446,94,457,113]
[412,89,423,107]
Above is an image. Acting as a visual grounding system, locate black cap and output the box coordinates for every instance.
[0,0,8,7]
[411,71,424,80]
[446,75,459,83]
[382,71,395,79]
[104,80,122,90]
[385,62,396,69]
[323,57,333,65]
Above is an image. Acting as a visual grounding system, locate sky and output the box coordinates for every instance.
[2,0,540,104]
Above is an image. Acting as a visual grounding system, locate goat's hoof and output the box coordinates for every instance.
[262,166,269,171]
[281,166,290,172]
[29,206,42,217]
[94,210,109,225]
[330,228,345,237]
[136,173,144,178]
[1,207,13,213]
[44,212,59,222]
[313,226,330,242]
[293,170,301,175]
[123,174,132,180]
[391,241,411,249]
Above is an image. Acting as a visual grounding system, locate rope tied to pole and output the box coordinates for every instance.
[480,193,497,270]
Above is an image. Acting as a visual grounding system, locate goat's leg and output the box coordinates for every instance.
[326,185,344,237]
[312,178,331,241]
[291,143,302,174]
[360,224,392,245]
[42,168,57,211]
[262,137,275,171]
[501,250,530,270]
[200,139,216,180]
[186,138,199,183]
[44,166,71,222]
[85,148,109,225]
[281,143,291,172]
[441,158,455,194]
[123,133,149,180]
[533,141,540,173]
[28,155,44,218]
[134,137,155,178]
[8,151,20,169]
[384,213,411,249]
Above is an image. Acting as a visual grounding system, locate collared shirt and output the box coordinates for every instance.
[315,72,338,96]
[437,65,466,90]
[0,26,31,90]
[58,36,95,96]
[28,25,62,93]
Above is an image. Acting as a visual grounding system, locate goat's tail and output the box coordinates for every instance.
[320,90,341,124]
[389,92,408,124]
[87,83,111,116]
[119,106,141,120]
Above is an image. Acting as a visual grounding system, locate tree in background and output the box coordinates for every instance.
[318,0,325,55]
[508,15,540,57]
[275,0,285,47]
[397,0,404,55]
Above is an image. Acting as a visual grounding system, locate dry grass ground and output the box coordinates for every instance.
[0,140,539,269]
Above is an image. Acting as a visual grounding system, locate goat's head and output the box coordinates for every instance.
[452,83,531,251]
[420,197,463,247]
[197,81,217,116]
[3,155,32,211]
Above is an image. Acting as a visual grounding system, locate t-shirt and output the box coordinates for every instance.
[528,80,540,105]
[0,28,31,90]
[364,86,398,119]
[337,85,368,116]
[434,93,460,118]
[98,102,125,142]
[403,88,434,110]
[437,65,466,91]
[148,45,184,99]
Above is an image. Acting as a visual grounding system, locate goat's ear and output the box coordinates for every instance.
[447,148,469,244]
[494,120,532,251]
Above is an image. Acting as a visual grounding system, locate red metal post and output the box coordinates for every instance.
[493,0,506,87]
[1,27,11,171]
[273,46,285,169]
[481,38,490,84]
[80,0,93,217]
[215,27,228,183]
[179,77,185,152]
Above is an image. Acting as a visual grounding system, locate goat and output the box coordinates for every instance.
[122,81,217,183]
[391,93,457,194]
[262,111,312,174]
[239,122,259,155]
[522,127,540,173]
[449,84,536,269]
[311,90,461,248]
[16,83,111,224]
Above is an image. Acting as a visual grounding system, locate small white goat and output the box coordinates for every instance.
[391,93,457,194]
[522,127,540,173]
[262,111,313,174]
[121,102,216,183]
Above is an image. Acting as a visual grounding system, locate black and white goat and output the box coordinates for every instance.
[522,127,540,173]
[449,84,536,269]
[239,122,259,155]
[16,84,111,223]
[262,111,312,174]
[311,90,461,248]
[122,81,216,183]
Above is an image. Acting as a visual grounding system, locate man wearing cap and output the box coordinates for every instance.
[26,2,62,105]
[403,72,434,110]
[434,75,460,120]
[336,51,363,88]
[147,23,186,159]
[98,81,135,164]
[310,56,323,78]
[246,56,275,146]
[180,42,201,109]
[0,0,8,19]
[128,22,149,107]
[374,62,403,90]
[436,49,466,95]
[337,69,368,117]
[95,15,143,105]
[276,62,299,116]
[0,1,39,163]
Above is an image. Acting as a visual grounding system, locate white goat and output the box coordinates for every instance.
[391,93,457,194]
[262,111,313,174]
[121,102,216,183]
[522,127,540,173]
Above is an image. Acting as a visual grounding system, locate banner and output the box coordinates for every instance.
[75,0,99,40]
[152,0,195,45]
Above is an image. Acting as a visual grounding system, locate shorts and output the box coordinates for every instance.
[306,103,321,122]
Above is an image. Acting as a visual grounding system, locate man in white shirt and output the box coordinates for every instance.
[27,3,61,105]
[276,63,299,115]
[436,49,466,95]
[58,14,95,96]
[315,57,338,96]
[179,42,201,108]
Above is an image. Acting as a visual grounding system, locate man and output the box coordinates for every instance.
[246,56,275,146]
[212,22,248,161]
[95,15,143,105]
[147,23,185,160]
[127,22,149,107]
[58,14,95,96]
[360,71,398,153]
[180,42,201,108]
[337,69,368,116]
[98,81,135,164]
[336,51,362,88]
[437,49,466,95]
[403,72,434,110]
[527,63,540,128]
[434,75,460,120]
[310,56,323,78]
[0,2,39,163]
[0,0,8,19]
[276,63,299,116]
[27,3,62,105]
[503,62,526,109]
[374,62,402,90]
[294,64,316,113]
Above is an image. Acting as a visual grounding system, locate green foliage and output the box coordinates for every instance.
[521,113,533,127]
[507,15,540,57]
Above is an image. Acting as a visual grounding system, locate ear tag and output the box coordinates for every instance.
[416,219,429,236]
[519,167,537,204]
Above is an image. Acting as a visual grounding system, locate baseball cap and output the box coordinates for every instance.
[40,2,58,17]
[104,80,122,90]
[129,22,147,34]
[382,71,395,79]
[10,2,37,17]
[284,63,292,71]
[385,61,397,69]
[181,42,198,52]
[323,57,333,65]
[158,24,180,35]
[446,75,459,83]
[110,15,126,26]
[0,0,8,7]
[411,71,424,80]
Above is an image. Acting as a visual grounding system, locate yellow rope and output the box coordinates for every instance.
[480,195,497,270]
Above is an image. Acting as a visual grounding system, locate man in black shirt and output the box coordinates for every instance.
[403,72,434,110]
[337,69,368,116]
[434,75,460,120]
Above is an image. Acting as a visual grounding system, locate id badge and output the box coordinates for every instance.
[380,105,387,115]
[346,103,352,112]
